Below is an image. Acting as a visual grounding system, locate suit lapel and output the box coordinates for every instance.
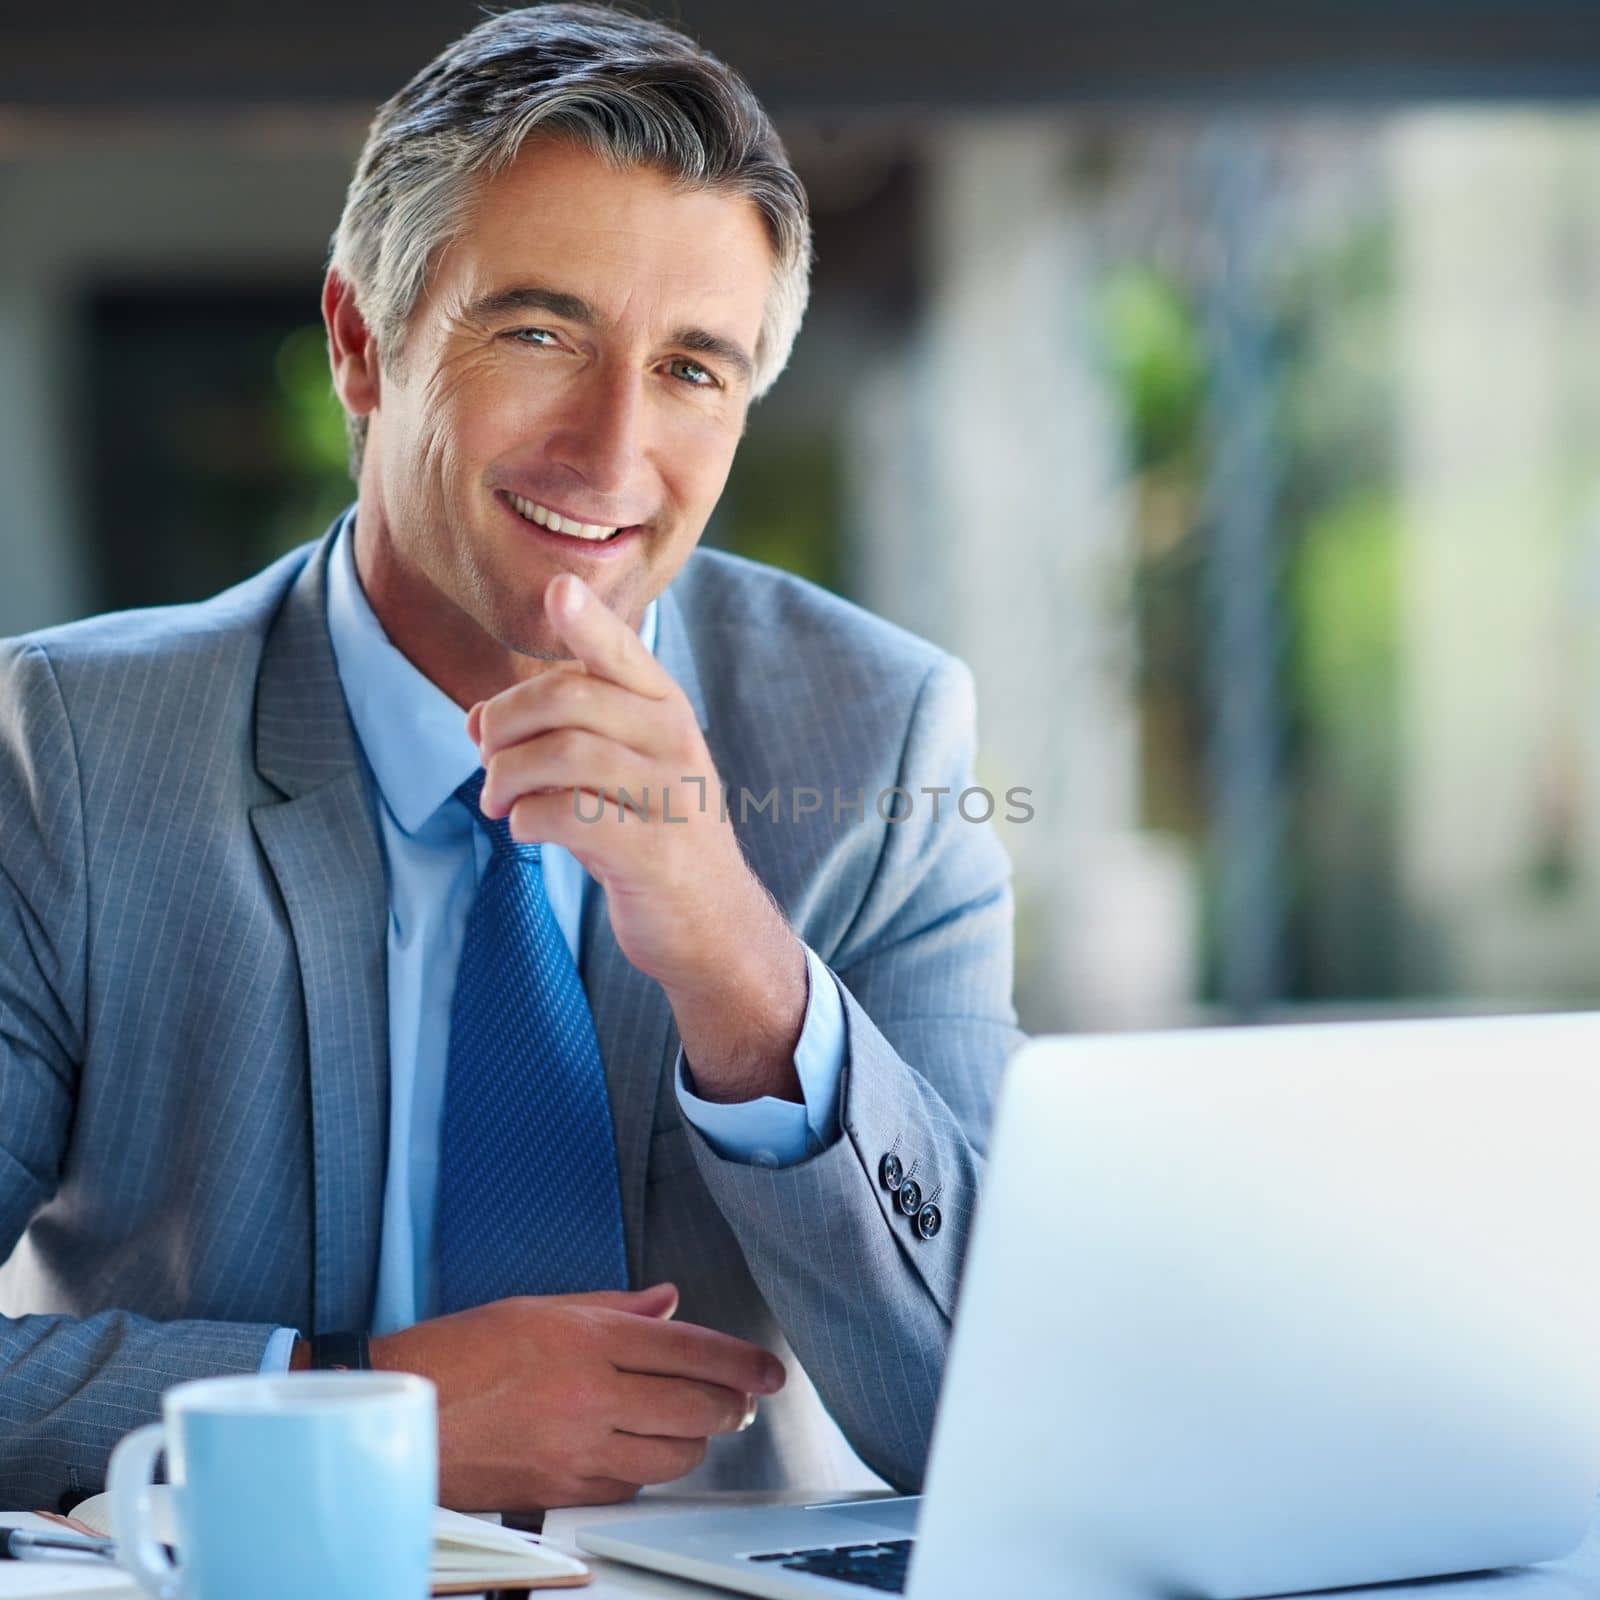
[250,531,389,1333]
[581,578,709,1287]
[655,578,710,734]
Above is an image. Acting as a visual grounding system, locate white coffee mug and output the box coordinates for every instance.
[107,1372,436,1600]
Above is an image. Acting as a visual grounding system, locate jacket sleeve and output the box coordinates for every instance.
[0,641,278,1511]
[682,652,1024,1492]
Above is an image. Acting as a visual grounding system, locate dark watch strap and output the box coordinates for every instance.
[308,1331,371,1372]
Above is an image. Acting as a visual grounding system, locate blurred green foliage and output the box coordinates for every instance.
[710,424,843,592]
[1098,266,1210,844]
[1289,491,1398,771]
[1099,202,1404,1001]
[1100,268,1207,473]
[274,324,352,479]
[268,323,358,559]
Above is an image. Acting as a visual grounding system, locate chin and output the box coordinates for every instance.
[493,621,574,662]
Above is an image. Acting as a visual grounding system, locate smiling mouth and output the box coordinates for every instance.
[503,491,627,543]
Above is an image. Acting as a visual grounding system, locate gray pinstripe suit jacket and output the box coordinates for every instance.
[0,523,1022,1510]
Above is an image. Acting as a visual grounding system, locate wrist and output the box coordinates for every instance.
[670,929,808,1103]
[288,1338,311,1372]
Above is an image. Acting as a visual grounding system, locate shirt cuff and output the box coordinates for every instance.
[259,1326,301,1374]
[675,944,846,1167]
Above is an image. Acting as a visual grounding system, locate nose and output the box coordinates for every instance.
[545,360,643,499]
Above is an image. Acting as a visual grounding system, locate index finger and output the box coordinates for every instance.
[606,1312,786,1397]
[546,574,675,700]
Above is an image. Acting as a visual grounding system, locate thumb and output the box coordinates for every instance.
[633,1281,680,1319]
[561,1282,679,1319]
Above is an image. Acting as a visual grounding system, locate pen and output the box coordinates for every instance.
[1,1528,117,1562]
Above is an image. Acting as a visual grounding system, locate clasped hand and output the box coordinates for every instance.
[371,1285,785,1511]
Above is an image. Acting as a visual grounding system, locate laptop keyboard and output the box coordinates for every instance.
[745,1538,913,1591]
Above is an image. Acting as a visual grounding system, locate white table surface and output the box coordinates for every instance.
[538,1493,1600,1599]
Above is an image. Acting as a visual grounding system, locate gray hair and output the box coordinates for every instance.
[330,2,813,477]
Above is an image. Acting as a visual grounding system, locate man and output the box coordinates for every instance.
[0,4,1022,1513]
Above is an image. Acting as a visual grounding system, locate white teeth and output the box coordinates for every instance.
[507,493,619,541]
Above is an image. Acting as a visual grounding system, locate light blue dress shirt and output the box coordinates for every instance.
[262,515,843,1367]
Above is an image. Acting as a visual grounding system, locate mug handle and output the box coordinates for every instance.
[107,1422,183,1600]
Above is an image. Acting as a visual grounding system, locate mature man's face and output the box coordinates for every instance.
[358,136,773,664]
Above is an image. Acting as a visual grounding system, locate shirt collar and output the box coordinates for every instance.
[324,508,659,837]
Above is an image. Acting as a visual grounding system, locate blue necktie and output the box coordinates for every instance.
[436,770,628,1312]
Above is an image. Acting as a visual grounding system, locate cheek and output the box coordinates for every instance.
[658,406,743,515]
[413,348,521,470]
[377,396,474,553]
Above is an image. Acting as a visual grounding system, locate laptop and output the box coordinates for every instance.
[577,1014,1600,1598]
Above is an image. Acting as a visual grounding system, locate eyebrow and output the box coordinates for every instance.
[466,283,755,385]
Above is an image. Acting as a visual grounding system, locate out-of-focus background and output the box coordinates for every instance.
[6,0,1600,1035]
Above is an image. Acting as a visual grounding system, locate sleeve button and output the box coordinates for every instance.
[896,1177,923,1216]
[879,1153,904,1192]
[916,1202,943,1240]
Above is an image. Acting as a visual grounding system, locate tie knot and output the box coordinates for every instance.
[455,771,541,862]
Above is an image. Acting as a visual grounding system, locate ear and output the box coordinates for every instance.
[322,267,381,421]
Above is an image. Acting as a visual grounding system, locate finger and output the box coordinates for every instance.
[541,1284,679,1317]
[502,786,656,858]
[476,669,681,766]
[467,668,688,774]
[545,1476,640,1510]
[609,1372,752,1439]
[599,1431,709,1486]
[502,780,697,844]
[608,1316,787,1397]
[480,729,650,821]
[545,574,676,699]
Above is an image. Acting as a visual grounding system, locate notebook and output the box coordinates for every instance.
[69,1490,589,1593]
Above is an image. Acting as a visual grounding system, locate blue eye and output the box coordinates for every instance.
[670,358,714,388]
[511,328,557,346]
